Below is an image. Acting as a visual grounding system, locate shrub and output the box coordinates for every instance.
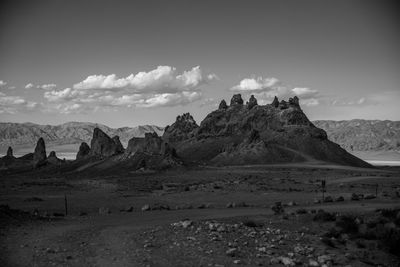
[336,215,358,234]
[313,210,336,222]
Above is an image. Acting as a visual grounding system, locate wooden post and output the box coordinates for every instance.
[64,194,68,216]
[375,184,378,197]
[322,180,326,203]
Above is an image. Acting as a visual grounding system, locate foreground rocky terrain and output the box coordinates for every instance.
[0,163,399,266]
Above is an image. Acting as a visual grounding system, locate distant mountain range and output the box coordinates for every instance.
[313,120,400,151]
[0,119,399,153]
[0,122,164,149]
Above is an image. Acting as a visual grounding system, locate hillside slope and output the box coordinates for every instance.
[0,122,164,149]
[313,120,400,151]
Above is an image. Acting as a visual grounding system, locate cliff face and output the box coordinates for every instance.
[89,128,124,158]
[163,94,371,168]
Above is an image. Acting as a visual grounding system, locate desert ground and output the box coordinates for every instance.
[1,162,400,267]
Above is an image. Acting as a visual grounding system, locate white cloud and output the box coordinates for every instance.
[231,75,321,106]
[38,83,57,90]
[41,66,214,111]
[291,87,318,98]
[0,93,38,114]
[44,87,83,102]
[0,80,6,87]
[231,77,280,92]
[331,97,369,106]
[25,83,34,89]
[301,98,320,106]
[8,86,16,90]
[136,92,202,108]
[73,66,216,93]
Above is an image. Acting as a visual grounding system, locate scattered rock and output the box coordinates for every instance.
[98,207,111,215]
[226,248,238,257]
[141,204,151,211]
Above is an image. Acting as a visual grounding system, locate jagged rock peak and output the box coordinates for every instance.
[6,146,13,157]
[218,99,228,110]
[126,131,163,155]
[247,95,258,109]
[176,113,196,124]
[33,137,47,163]
[48,151,57,158]
[230,94,244,106]
[272,96,279,108]
[76,142,91,160]
[90,128,123,157]
[162,112,199,143]
[289,96,300,107]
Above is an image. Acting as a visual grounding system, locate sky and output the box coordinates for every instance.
[0,0,399,128]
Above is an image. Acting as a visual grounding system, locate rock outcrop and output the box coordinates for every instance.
[33,138,47,166]
[76,142,91,160]
[124,132,180,170]
[112,136,125,154]
[247,95,258,109]
[6,147,13,157]
[125,132,163,156]
[164,94,371,168]
[89,128,124,157]
[218,100,228,110]
[230,94,244,106]
[272,96,279,108]
[163,113,199,143]
[47,151,63,165]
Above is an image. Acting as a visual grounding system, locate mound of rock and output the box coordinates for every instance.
[164,94,371,167]
[163,113,199,143]
[46,151,63,165]
[76,142,91,160]
[6,146,14,158]
[124,132,180,170]
[33,137,47,167]
[89,128,124,158]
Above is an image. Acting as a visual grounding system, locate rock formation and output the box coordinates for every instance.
[230,94,244,106]
[272,96,279,108]
[124,132,180,170]
[163,94,371,168]
[247,95,258,109]
[47,151,63,165]
[163,113,199,143]
[89,128,124,157]
[6,147,13,157]
[218,100,228,110]
[76,142,91,160]
[33,138,47,166]
[125,132,163,155]
[112,136,125,154]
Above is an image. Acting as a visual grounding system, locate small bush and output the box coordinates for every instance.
[336,215,358,234]
[243,219,263,228]
[296,208,308,214]
[313,210,336,222]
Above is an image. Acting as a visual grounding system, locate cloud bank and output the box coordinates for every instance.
[42,66,216,113]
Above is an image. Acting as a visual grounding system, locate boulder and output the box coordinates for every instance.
[230,94,244,106]
[76,142,91,160]
[33,137,47,166]
[247,95,258,109]
[218,99,228,110]
[90,128,123,157]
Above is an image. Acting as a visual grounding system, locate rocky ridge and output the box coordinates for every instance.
[163,94,370,167]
